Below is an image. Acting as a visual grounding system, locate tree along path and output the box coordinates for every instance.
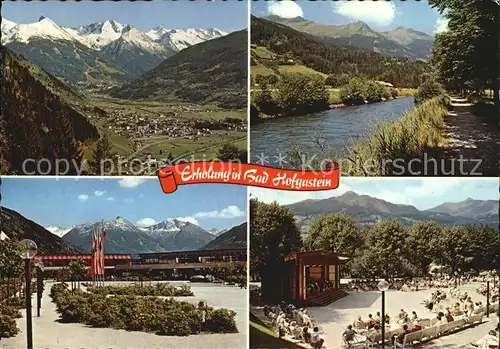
[431,96,499,176]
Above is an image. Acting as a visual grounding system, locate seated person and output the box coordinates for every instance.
[393,324,411,345]
[374,311,381,323]
[445,309,454,323]
[367,314,377,329]
[302,326,311,343]
[310,327,324,349]
[384,314,391,324]
[411,311,418,322]
[366,324,381,343]
[289,321,301,339]
[342,325,357,345]
[353,315,366,332]
[397,309,407,324]
[452,302,461,315]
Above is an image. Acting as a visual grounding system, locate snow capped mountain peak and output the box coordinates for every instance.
[46,225,73,238]
[2,17,228,55]
[2,17,76,44]
[1,19,18,32]
[102,20,125,33]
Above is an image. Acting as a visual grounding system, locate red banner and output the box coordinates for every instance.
[157,161,339,193]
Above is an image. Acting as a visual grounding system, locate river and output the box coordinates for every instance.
[250,97,415,161]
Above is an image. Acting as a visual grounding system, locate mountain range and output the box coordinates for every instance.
[286,191,499,235]
[250,16,427,89]
[1,17,227,85]
[112,29,248,109]
[0,207,246,254]
[62,217,215,253]
[265,15,434,60]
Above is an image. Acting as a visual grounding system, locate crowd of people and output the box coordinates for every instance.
[255,274,500,348]
[476,283,500,304]
[263,302,324,349]
[307,278,334,297]
[346,277,457,292]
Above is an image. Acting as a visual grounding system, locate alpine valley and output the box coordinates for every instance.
[0,206,246,253]
[1,16,248,175]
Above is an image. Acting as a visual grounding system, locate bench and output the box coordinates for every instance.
[394,330,423,348]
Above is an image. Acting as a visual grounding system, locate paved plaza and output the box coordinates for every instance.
[305,283,498,349]
[251,282,498,349]
[1,281,247,349]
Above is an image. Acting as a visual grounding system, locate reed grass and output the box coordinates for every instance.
[340,95,451,175]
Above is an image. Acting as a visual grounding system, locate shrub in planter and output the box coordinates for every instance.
[158,307,192,336]
[87,283,194,297]
[0,305,22,319]
[0,314,20,338]
[204,308,238,333]
[82,295,124,329]
[55,290,88,322]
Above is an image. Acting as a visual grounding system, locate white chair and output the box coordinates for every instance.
[420,326,437,340]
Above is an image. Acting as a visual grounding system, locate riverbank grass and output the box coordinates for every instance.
[343,95,451,175]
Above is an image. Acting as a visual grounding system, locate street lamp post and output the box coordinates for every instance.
[34,260,44,318]
[377,279,390,349]
[486,280,490,318]
[17,239,38,349]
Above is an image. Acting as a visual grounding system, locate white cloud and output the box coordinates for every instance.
[332,1,396,26]
[78,194,89,201]
[107,197,115,201]
[136,218,157,227]
[435,17,449,34]
[118,178,145,188]
[176,216,200,226]
[94,190,106,196]
[268,0,303,19]
[193,205,245,219]
[124,198,135,203]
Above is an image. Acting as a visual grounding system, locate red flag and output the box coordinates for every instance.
[89,226,97,276]
[99,229,106,275]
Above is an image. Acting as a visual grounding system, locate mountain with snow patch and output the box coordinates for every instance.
[142,219,215,251]
[207,228,228,236]
[62,217,215,253]
[2,17,227,86]
[45,226,73,238]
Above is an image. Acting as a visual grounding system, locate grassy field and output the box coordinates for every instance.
[135,131,247,159]
[90,95,246,121]
[277,65,327,78]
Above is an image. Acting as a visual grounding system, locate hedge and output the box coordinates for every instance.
[50,283,237,336]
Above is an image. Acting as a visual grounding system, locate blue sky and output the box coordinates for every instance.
[2,0,248,32]
[252,0,448,35]
[2,178,247,230]
[250,178,499,211]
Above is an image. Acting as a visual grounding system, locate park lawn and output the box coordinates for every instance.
[137,131,247,159]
